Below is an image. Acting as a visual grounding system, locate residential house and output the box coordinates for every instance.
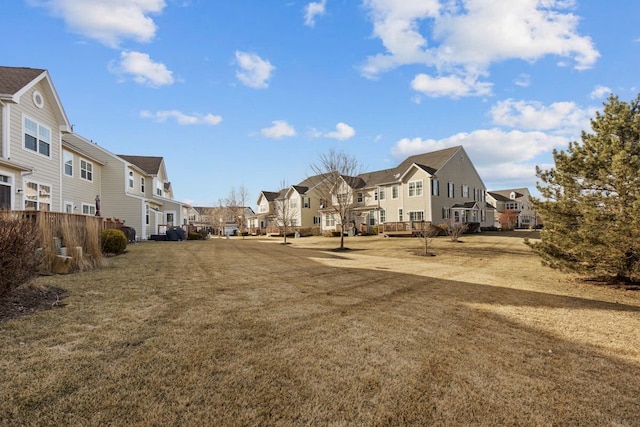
[254,146,494,235]
[352,145,494,233]
[191,205,254,236]
[62,134,190,239]
[487,188,539,229]
[0,66,72,211]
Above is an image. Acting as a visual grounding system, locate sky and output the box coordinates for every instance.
[3,0,640,207]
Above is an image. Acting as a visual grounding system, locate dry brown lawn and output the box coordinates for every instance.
[1,231,639,426]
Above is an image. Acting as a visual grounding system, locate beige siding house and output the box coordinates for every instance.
[62,135,190,240]
[487,188,540,229]
[0,66,71,211]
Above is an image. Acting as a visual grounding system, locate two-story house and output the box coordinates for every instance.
[1,66,189,240]
[487,188,539,229]
[0,66,72,211]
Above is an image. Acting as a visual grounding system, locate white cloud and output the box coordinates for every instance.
[110,51,174,87]
[235,51,275,89]
[311,122,356,140]
[261,120,296,139]
[304,0,327,27]
[411,73,492,98]
[514,74,531,88]
[362,0,599,96]
[33,0,165,48]
[140,110,222,126]
[390,129,569,186]
[490,99,594,134]
[590,85,612,99]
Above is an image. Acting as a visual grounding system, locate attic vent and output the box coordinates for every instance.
[33,91,44,109]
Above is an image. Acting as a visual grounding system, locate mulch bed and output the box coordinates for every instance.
[0,285,67,323]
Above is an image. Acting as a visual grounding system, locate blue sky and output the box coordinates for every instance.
[3,0,640,206]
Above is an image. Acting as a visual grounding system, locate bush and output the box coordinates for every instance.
[0,214,43,297]
[188,232,201,240]
[100,229,127,254]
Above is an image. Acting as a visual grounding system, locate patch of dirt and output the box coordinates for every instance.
[0,284,67,323]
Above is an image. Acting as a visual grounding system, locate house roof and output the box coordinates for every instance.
[487,188,529,201]
[0,66,45,96]
[395,146,460,177]
[259,191,279,202]
[118,155,163,175]
[291,185,309,194]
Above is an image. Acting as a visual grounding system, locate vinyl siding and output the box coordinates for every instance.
[61,149,102,214]
[10,81,64,211]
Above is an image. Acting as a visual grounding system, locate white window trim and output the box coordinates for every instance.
[80,159,93,182]
[408,180,423,197]
[0,171,14,210]
[22,114,52,158]
[64,201,74,213]
[24,180,52,211]
[392,185,399,200]
[63,150,73,177]
[408,210,425,221]
[128,171,134,189]
[81,203,96,216]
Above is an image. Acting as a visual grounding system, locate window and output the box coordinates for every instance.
[80,160,93,181]
[357,192,363,203]
[442,207,450,219]
[398,208,403,222]
[63,151,73,176]
[24,181,51,211]
[146,205,150,225]
[431,180,439,196]
[481,210,486,222]
[392,185,399,199]
[380,209,386,223]
[313,216,321,225]
[409,211,424,221]
[319,198,327,208]
[379,188,385,201]
[0,175,11,210]
[462,185,469,198]
[24,117,51,157]
[129,171,134,188]
[82,203,96,215]
[289,197,298,208]
[303,197,311,208]
[156,182,162,196]
[166,213,174,226]
[448,182,455,198]
[325,214,336,227]
[408,180,423,197]
[141,177,145,193]
[64,202,73,213]
[505,202,520,210]
[369,210,376,226]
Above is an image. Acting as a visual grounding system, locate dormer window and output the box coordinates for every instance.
[510,191,516,200]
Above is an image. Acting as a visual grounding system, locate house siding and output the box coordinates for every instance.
[10,81,66,211]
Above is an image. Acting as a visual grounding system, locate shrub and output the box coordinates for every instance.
[188,232,201,240]
[372,225,378,235]
[100,229,127,254]
[0,213,43,297]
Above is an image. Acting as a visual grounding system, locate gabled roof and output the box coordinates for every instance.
[118,155,163,175]
[488,188,529,200]
[259,191,279,202]
[291,185,309,194]
[395,146,460,177]
[0,66,71,132]
[0,66,45,96]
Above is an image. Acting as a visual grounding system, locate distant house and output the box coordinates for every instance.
[191,205,255,236]
[254,146,495,235]
[486,188,539,229]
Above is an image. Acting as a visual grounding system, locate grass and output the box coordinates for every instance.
[1,231,639,425]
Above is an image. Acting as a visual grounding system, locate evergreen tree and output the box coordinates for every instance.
[529,94,640,283]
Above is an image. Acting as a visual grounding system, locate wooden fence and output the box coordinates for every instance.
[10,211,107,273]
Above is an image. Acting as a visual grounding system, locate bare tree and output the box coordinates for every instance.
[309,149,363,249]
[273,180,296,244]
[225,185,250,238]
[415,221,440,256]
[443,218,468,242]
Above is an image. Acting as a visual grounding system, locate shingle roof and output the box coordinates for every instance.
[260,191,280,202]
[395,146,460,177]
[118,155,163,175]
[0,66,45,96]
[488,188,528,200]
